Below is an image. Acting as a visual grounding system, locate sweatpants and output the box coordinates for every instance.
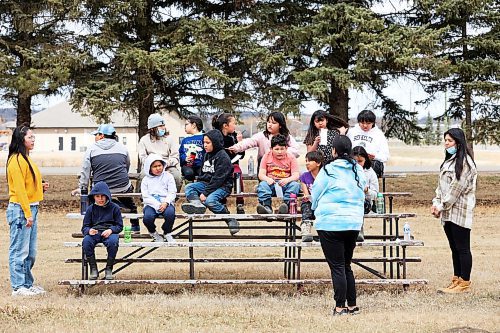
[317,230,359,308]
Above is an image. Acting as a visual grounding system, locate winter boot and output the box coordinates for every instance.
[257,200,273,215]
[300,220,313,242]
[221,206,240,235]
[181,198,207,214]
[87,255,99,280]
[437,276,459,293]
[104,257,115,280]
[440,277,471,294]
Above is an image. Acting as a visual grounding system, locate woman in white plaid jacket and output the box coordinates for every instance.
[431,128,477,294]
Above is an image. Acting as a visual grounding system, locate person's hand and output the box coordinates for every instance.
[26,217,33,228]
[314,136,321,146]
[42,180,49,193]
[71,188,81,196]
[236,131,243,142]
[89,228,98,235]
[431,206,441,218]
[158,203,168,212]
[338,126,347,135]
[278,178,290,186]
[228,145,237,152]
[266,178,275,186]
[368,153,375,160]
[364,186,369,193]
[200,194,207,202]
[101,229,112,238]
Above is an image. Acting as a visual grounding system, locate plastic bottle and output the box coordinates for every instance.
[80,187,89,215]
[376,192,385,214]
[289,193,297,215]
[248,156,255,176]
[123,226,132,243]
[403,222,411,241]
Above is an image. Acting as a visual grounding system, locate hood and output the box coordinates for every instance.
[204,129,224,153]
[325,158,356,173]
[143,153,166,177]
[95,138,117,150]
[88,181,112,204]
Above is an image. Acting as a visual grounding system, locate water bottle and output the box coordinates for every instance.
[376,192,385,214]
[289,193,297,215]
[248,156,255,176]
[234,172,242,194]
[403,222,411,241]
[80,187,89,215]
[123,226,132,243]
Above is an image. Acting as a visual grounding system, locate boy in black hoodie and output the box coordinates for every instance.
[181,129,240,235]
[82,181,123,280]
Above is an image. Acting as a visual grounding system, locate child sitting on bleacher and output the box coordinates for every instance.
[352,146,379,207]
[256,134,300,214]
[141,154,177,243]
[181,129,240,235]
[299,151,324,242]
[82,181,123,280]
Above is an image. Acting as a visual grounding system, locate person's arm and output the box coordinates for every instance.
[374,129,390,163]
[78,149,92,189]
[110,205,124,234]
[228,132,261,153]
[436,167,476,212]
[366,168,379,201]
[7,156,32,218]
[165,136,180,167]
[137,137,148,166]
[179,139,187,166]
[311,169,329,211]
[81,208,92,236]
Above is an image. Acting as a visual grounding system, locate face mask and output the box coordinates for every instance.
[446,146,457,155]
[157,129,166,137]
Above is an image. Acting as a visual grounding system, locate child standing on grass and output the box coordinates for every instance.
[303,110,349,163]
[228,111,300,165]
[181,129,240,235]
[141,154,177,243]
[212,113,246,214]
[256,134,300,214]
[179,116,205,182]
[311,135,366,316]
[82,181,123,281]
[299,151,324,242]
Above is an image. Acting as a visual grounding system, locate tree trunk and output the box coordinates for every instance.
[16,93,32,127]
[328,82,349,121]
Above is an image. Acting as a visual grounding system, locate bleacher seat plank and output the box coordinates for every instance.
[58,278,428,286]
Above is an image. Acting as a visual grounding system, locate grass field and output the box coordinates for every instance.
[0,175,499,333]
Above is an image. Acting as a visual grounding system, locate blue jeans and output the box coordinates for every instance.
[143,205,175,234]
[82,232,119,258]
[257,181,300,205]
[7,203,38,291]
[185,182,230,214]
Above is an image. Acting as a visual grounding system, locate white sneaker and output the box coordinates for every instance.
[149,231,164,242]
[29,285,46,295]
[164,233,176,243]
[12,287,37,297]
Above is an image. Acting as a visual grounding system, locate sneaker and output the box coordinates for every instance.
[236,204,245,214]
[278,203,289,214]
[131,225,141,234]
[226,218,240,235]
[300,221,313,242]
[12,287,37,297]
[348,307,360,315]
[257,204,273,214]
[332,308,349,316]
[29,285,46,295]
[181,201,207,214]
[164,233,176,243]
[149,231,164,242]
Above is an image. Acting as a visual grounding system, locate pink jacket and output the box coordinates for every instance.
[230,132,300,160]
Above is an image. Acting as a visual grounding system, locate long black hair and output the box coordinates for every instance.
[352,146,372,170]
[441,128,475,180]
[212,113,234,131]
[324,135,363,190]
[304,110,349,145]
[263,111,290,139]
[7,123,37,184]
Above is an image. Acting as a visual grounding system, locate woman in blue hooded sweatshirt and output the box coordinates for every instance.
[311,135,366,316]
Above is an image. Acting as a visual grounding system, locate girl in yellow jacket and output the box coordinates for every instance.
[6,124,49,297]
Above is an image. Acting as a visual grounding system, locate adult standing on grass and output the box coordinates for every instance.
[311,135,366,316]
[6,124,49,296]
[432,128,477,294]
[138,113,182,192]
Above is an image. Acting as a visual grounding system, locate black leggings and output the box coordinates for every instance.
[317,230,359,308]
[443,221,472,281]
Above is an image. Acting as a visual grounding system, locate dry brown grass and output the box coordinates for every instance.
[0,176,499,333]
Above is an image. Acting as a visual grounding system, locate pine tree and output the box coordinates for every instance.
[423,111,434,145]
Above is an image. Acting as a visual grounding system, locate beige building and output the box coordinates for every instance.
[6,101,186,154]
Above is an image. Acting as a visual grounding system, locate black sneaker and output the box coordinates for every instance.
[256,204,273,214]
[236,204,245,214]
[348,307,360,315]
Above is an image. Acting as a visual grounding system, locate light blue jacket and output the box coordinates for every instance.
[311,158,367,232]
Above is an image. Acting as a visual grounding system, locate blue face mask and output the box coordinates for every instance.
[446,146,457,155]
[157,129,166,137]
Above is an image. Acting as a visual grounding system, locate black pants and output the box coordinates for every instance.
[181,165,202,182]
[112,185,139,227]
[372,160,384,178]
[443,221,472,281]
[318,230,359,308]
